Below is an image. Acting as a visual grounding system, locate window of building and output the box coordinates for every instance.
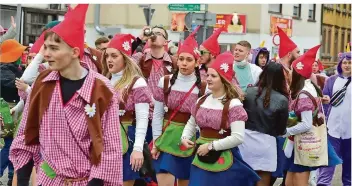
[341,31,345,52]
[334,31,339,61]
[308,4,316,20]
[269,4,282,14]
[293,4,301,18]
[327,29,332,56]
[322,28,326,54]
[220,44,229,53]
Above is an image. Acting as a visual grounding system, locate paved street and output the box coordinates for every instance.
[0,164,344,186]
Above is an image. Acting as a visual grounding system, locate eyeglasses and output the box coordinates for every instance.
[200,50,210,55]
[153,31,167,39]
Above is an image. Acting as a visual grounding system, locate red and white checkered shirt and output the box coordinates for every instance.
[10,70,123,186]
[82,48,99,73]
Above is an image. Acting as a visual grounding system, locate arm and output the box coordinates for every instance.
[133,78,152,152]
[283,111,313,136]
[21,53,44,85]
[0,26,17,43]
[131,37,143,54]
[181,116,197,140]
[213,121,245,151]
[18,85,32,101]
[151,77,166,141]
[12,99,25,115]
[89,93,123,185]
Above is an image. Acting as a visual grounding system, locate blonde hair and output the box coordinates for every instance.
[219,75,243,102]
[102,50,144,97]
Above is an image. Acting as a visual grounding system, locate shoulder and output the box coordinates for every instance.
[92,71,114,92]
[157,74,173,88]
[229,98,243,108]
[132,76,148,89]
[249,63,263,72]
[196,93,210,104]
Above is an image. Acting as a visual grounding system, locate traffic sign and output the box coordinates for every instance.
[143,8,155,26]
[168,4,204,12]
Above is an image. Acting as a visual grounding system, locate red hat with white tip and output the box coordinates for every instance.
[108,34,136,56]
[209,51,234,82]
[292,45,321,79]
[177,26,201,59]
[50,4,88,58]
[277,27,297,58]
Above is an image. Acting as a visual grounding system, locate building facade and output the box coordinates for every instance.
[321,4,351,66]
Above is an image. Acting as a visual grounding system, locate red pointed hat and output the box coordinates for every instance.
[178,26,201,59]
[50,4,88,58]
[292,45,320,79]
[277,27,297,58]
[201,27,225,57]
[209,51,234,82]
[108,34,136,56]
[29,31,46,54]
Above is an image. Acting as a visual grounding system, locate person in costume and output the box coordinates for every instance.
[0,16,17,44]
[151,29,206,186]
[317,52,351,186]
[239,62,289,186]
[251,46,270,69]
[282,45,341,186]
[101,33,153,186]
[198,28,223,80]
[181,51,260,186]
[9,4,123,186]
[233,40,262,92]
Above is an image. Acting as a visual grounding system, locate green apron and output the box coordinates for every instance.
[155,119,196,157]
[192,137,233,172]
[120,121,132,155]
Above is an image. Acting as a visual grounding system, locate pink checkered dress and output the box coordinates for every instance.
[82,48,99,73]
[10,70,123,186]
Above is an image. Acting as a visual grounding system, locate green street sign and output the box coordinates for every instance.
[168,4,203,12]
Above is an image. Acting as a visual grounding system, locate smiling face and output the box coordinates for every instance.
[104,48,125,74]
[177,52,198,75]
[43,33,80,71]
[341,58,351,76]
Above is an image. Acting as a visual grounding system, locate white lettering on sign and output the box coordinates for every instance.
[217,20,226,24]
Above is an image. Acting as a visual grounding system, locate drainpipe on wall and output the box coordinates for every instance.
[94,4,105,35]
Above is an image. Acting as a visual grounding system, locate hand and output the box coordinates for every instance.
[130,150,144,172]
[151,147,160,160]
[321,95,330,104]
[11,16,16,29]
[197,143,210,156]
[139,26,151,41]
[15,79,29,92]
[181,138,195,149]
[10,108,15,115]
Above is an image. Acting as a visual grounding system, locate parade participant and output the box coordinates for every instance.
[181,51,260,186]
[239,62,289,186]
[251,46,270,69]
[132,26,176,98]
[95,37,109,51]
[102,33,153,186]
[282,45,341,186]
[198,28,223,80]
[317,52,351,186]
[233,40,262,92]
[9,4,123,186]
[151,31,206,186]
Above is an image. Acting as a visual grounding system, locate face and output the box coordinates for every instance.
[199,45,211,65]
[288,48,301,65]
[312,62,319,74]
[105,48,125,74]
[44,36,80,71]
[149,27,167,48]
[26,53,37,65]
[177,53,198,76]
[233,44,249,62]
[341,58,351,75]
[97,42,109,52]
[258,53,267,67]
[206,68,224,91]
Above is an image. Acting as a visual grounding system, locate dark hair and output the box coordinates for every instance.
[290,69,323,99]
[255,50,269,67]
[255,62,289,108]
[167,67,203,98]
[108,35,113,40]
[152,25,169,40]
[95,37,109,47]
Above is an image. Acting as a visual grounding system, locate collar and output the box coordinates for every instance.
[144,50,172,64]
[42,68,95,103]
[111,70,124,84]
[177,72,197,82]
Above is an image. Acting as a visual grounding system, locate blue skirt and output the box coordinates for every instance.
[188,147,260,186]
[153,152,194,180]
[284,137,342,173]
[272,137,286,178]
[122,124,154,181]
